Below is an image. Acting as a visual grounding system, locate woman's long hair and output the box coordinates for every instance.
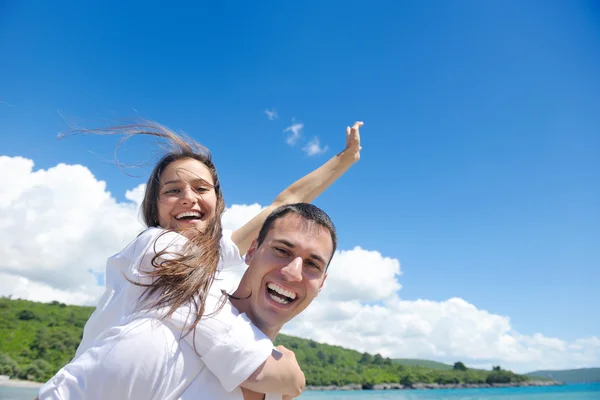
[62,120,226,335]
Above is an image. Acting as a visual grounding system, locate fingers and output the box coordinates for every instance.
[347,121,364,135]
[352,121,364,130]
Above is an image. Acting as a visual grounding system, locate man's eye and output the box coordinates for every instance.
[306,261,321,271]
[274,247,289,256]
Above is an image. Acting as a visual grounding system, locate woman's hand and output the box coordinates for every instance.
[343,121,363,162]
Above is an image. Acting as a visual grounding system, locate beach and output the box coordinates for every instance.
[0,377,43,388]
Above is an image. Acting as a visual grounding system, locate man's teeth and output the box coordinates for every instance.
[175,211,202,220]
[269,293,290,304]
[267,283,297,300]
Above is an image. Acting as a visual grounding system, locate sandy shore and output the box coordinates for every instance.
[0,379,43,388]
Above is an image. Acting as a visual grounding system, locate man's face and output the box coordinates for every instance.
[241,214,333,333]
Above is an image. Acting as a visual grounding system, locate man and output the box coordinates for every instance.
[38,203,335,399]
[230,203,335,400]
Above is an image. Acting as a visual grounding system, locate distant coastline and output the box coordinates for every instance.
[0,377,561,391]
[307,379,563,391]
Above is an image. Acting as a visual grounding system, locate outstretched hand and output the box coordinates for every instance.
[344,121,363,162]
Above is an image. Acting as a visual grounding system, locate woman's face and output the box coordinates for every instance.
[156,158,218,233]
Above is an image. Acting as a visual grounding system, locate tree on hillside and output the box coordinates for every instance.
[373,353,384,365]
[400,373,416,387]
[453,361,467,371]
[492,365,502,371]
[0,354,19,377]
[17,309,37,320]
[359,352,372,364]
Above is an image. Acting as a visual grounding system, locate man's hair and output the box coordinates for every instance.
[256,203,337,265]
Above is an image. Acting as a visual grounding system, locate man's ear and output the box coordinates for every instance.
[318,272,328,293]
[244,239,259,265]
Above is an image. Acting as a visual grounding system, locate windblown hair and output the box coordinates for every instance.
[63,120,226,334]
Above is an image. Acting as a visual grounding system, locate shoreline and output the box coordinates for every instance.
[0,379,43,389]
[306,380,563,391]
[0,378,563,391]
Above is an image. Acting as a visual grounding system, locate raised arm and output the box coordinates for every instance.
[232,121,363,254]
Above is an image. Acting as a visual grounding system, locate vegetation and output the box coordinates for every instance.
[526,368,600,383]
[273,331,530,387]
[0,297,91,382]
[1,297,535,386]
[392,358,453,370]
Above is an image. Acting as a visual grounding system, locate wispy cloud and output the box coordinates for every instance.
[303,137,328,156]
[265,109,278,120]
[284,122,304,146]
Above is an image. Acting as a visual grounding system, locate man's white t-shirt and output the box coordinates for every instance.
[38,227,281,399]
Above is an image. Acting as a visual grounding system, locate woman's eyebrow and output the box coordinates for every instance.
[162,178,213,186]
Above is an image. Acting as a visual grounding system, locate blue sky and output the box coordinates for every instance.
[1,0,599,347]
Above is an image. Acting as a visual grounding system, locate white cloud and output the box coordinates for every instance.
[284,294,600,373]
[0,272,101,305]
[0,156,144,302]
[323,246,402,302]
[125,183,146,208]
[222,203,265,231]
[302,137,328,156]
[1,155,598,373]
[284,122,303,146]
[264,109,278,120]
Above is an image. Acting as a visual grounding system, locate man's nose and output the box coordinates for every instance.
[281,257,303,282]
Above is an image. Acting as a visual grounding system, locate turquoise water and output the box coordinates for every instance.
[0,386,40,400]
[0,384,598,399]
[298,384,600,399]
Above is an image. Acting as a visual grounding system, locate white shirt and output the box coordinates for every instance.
[38,307,281,399]
[39,227,280,399]
[75,227,252,360]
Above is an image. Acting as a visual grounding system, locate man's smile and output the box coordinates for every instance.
[266,282,298,306]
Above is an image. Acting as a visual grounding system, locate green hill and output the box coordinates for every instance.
[1,297,533,386]
[0,297,93,382]
[526,368,600,383]
[393,359,453,370]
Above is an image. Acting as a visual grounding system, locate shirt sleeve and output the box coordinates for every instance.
[168,287,274,393]
[131,228,188,276]
[198,307,274,392]
[134,228,241,275]
[219,229,244,271]
[38,319,171,400]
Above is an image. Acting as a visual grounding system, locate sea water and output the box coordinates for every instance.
[1,383,598,399]
[299,383,600,400]
[0,385,40,400]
